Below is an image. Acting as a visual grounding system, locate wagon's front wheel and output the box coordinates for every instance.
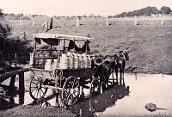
[29,75,48,100]
[62,76,80,106]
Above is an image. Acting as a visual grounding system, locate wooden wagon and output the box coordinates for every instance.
[29,33,98,106]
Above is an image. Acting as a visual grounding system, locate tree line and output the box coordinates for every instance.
[112,6,172,18]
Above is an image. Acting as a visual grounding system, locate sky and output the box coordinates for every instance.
[0,0,172,16]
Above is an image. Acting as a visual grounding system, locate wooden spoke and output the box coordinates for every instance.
[62,76,80,106]
[29,75,48,100]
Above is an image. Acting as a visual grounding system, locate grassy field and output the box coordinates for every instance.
[7,17,172,74]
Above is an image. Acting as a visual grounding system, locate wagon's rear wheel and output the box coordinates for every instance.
[29,75,48,100]
[62,76,80,106]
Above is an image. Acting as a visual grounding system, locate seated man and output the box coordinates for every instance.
[68,40,82,52]
[81,40,90,53]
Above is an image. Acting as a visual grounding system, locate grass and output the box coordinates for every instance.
[6,17,172,74]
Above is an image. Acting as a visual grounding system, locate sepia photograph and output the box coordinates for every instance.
[0,0,172,116]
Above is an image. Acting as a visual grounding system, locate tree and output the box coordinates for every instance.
[0,8,3,17]
[161,6,172,15]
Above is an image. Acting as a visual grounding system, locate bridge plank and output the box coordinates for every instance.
[0,68,29,83]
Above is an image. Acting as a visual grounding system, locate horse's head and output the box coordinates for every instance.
[103,55,113,66]
[92,54,113,80]
[123,51,129,61]
[93,54,104,66]
[91,54,104,76]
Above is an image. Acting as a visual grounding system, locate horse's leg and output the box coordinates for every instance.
[119,66,123,85]
[122,62,126,85]
[111,70,115,84]
[115,67,118,84]
[99,76,104,94]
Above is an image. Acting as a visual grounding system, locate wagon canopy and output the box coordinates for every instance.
[34,33,93,45]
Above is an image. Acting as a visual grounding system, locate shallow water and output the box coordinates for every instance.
[95,73,172,117]
[1,73,172,116]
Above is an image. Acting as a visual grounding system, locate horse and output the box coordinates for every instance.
[91,55,113,93]
[112,50,129,85]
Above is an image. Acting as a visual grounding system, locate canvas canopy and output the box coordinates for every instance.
[34,33,94,41]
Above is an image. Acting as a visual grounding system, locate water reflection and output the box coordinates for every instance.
[0,84,24,110]
[68,85,130,117]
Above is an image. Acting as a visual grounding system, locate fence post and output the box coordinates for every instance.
[134,15,137,25]
[161,16,164,26]
[106,17,109,26]
[14,53,17,67]
[19,17,22,26]
[9,75,16,89]
[19,72,25,104]
[76,16,80,26]
[32,19,35,27]
[23,32,26,41]
[50,18,53,29]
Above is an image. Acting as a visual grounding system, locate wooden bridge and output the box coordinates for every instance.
[0,68,29,105]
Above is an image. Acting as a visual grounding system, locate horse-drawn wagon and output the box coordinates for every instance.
[28,33,129,106]
[29,33,99,106]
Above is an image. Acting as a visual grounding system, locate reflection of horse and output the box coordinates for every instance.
[112,51,129,85]
[68,85,130,117]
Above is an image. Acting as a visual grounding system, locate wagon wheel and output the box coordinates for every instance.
[90,77,100,95]
[62,76,80,106]
[29,75,48,100]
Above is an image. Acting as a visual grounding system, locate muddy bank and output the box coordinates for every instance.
[0,105,75,117]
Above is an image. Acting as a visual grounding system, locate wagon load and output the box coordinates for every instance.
[45,59,53,70]
[59,53,68,69]
[67,52,73,69]
[73,53,79,69]
[81,54,87,68]
[86,55,92,68]
[29,53,34,66]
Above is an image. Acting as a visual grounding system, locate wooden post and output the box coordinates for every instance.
[161,16,164,26]
[106,17,109,26]
[32,19,35,27]
[19,72,25,104]
[14,53,17,67]
[47,21,49,31]
[23,32,26,41]
[19,17,22,26]
[9,75,16,89]
[50,18,53,29]
[76,17,80,26]
[134,15,137,25]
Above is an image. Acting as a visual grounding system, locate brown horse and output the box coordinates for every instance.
[112,50,129,85]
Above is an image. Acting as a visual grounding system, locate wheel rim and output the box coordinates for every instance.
[62,76,80,106]
[29,75,47,100]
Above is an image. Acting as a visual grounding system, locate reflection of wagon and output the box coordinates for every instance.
[29,33,95,106]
